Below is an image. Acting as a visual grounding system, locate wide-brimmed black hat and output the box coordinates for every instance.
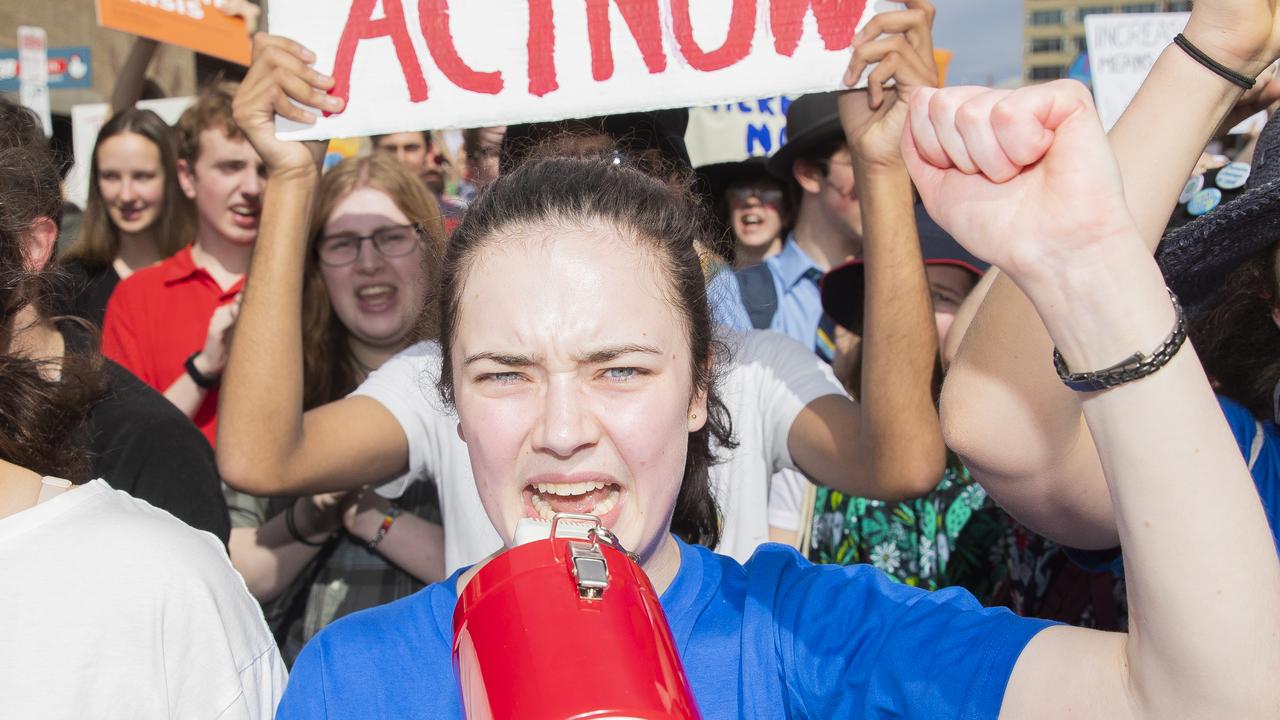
[1156,111,1280,308]
[695,156,776,202]
[820,205,989,334]
[766,92,844,181]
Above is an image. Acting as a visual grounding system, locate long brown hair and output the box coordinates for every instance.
[0,102,104,482]
[301,153,445,409]
[61,108,193,270]
[432,144,736,549]
[1189,243,1280,420]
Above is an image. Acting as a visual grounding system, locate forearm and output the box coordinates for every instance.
[110,38,160,114]
[853,164,945,498]
[162,372,208,419]
[942,42,1254,546]
[346,507,446,584]
[228,514,331,603]
[1019,238,1280,718]
[217,171,317,492]
[1110,42,1247,244]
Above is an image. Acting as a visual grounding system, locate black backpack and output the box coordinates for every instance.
[736,263,778,331]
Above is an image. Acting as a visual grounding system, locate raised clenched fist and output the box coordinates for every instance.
[901,81,1139,283]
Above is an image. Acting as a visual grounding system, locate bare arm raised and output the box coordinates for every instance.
[792,0,946,499]
[217,34,410,496]
[905,80,1280,720]
[940,0,1280,547]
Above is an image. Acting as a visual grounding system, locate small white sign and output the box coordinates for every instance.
[1085,13,1189,132]
[271,0,889,141]
[17,26,52,138]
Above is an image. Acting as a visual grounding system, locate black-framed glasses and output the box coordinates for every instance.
[317,224,422,267]
[727,186,784,209]
[466,146,501,162]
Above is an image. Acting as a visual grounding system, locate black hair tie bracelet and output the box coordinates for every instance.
[1173,33,1257,90]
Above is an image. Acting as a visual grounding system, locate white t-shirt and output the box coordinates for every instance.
[0,479,286,719]
[351,329,844,568]
[351,342,501,574]
[711,329,846,558]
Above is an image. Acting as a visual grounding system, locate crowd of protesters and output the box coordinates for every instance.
[2,0,1280,716]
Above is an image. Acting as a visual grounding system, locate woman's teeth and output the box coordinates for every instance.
[529,482,620,521]
[357,285,394,299]
[533,480,608,496]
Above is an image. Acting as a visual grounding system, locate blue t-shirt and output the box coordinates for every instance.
[1069,395,1280,573]
[1219,395,1280,552]
[277,539,1052,719]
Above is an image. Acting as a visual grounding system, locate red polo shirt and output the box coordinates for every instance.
[102,246,244,448]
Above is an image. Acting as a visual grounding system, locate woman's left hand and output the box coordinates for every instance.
[838,0,939,169]
[341,487,392,540]
[232,33,333,180]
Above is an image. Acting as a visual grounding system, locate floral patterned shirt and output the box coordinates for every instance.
[808,455,1007,599]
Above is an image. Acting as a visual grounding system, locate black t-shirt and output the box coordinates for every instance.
[57,259,120,328]
[61,321,231,546]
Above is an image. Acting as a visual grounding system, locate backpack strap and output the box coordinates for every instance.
[735,263,779,331]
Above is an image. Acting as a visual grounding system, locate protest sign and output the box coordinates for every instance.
[1087,14,1265,135]
[685,47,951,168]
[96,0,250,65]
[1085,13,1188,131]
[0,47,92,93]
[687,96,790,167]
[272,0,892,141]
[18,26,52,138]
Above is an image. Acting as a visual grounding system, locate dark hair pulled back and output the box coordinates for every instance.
[431,142,735,549]
[1189,244,1280,420]
[0,100,102,481]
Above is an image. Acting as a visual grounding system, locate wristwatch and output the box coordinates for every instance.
[184,351,221,390]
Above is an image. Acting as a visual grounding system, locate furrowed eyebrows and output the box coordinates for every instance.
[577,344,662,364]
[463,351,534,367]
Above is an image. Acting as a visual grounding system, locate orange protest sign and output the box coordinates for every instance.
[96,0,250,65]
[934,49,954,87]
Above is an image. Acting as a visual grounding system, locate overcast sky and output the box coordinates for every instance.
[932,0,1024,86]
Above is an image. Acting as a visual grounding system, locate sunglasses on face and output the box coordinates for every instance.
[318,224,422,267]
[726,186,784,210]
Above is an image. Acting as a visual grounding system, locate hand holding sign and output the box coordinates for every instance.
[232,34,335,179]
[838,0,939,170]
[902,82,1136,278]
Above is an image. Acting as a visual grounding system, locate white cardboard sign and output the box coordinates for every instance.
[686,96,791,167]
[271,0,890,141]
[17,26,52,138]
[1085,12,1189,132]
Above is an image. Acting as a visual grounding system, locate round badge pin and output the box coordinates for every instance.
[1187,187,1223,217]
[1215,162,1251,190]
[1178,174,1205,204]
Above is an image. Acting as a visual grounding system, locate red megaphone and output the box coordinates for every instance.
[452,513,701,720]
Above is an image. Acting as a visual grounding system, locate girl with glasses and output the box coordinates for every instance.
[223,152,448,663]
